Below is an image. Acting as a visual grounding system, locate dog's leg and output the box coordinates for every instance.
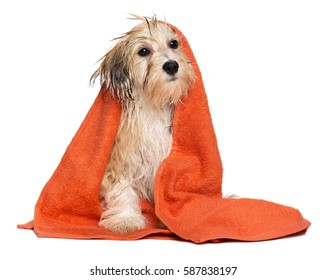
[99,178,146,233]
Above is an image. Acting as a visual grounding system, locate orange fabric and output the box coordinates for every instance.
[18,24,310,243]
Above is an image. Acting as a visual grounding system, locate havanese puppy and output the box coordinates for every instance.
[91,15,195,233]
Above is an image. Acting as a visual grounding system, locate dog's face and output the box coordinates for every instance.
[91,15,195,108]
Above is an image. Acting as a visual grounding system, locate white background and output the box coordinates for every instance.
[1,0,326,279]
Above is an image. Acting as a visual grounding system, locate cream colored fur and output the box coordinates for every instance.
[91,15,195,233]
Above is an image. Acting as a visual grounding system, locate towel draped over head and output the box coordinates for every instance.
[18,23,310,243]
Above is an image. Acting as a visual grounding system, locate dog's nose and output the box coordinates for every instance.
[163,60,179,76]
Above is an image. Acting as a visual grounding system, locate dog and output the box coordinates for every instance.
[90,15,195,233]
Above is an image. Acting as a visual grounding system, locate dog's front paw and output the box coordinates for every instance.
[99,210,146,233]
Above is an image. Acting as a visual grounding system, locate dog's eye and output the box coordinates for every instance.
[138,48,150,57]
[169,40,179,49]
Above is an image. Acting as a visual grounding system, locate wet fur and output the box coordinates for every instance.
[91,15,195,233]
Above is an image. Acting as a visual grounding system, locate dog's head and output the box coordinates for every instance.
[91,15,195,108]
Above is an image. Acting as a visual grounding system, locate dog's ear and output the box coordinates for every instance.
[90,41,134,101]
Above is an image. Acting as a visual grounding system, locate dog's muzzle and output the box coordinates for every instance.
[163,60,179,76]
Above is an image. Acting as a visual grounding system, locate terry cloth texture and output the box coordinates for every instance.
[18,23,310,243]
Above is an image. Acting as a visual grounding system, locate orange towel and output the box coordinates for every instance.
[18,23,310,243]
